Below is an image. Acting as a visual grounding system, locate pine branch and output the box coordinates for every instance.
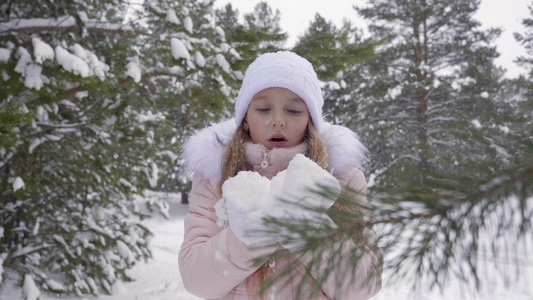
[0,16,135,35]
[251,160,533,296]
[35,122,86,129]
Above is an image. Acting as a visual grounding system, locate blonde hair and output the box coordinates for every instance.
[218,120,329,298]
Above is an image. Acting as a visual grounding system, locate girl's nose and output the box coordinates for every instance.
[271,111,285,128]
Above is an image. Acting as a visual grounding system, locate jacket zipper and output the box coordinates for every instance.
[261,149,271,168]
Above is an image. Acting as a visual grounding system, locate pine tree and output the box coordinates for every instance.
[0,0,174,295]
[513,2,533,125]
[258,1,532,295]
[515,4,533,76]
[135,0,246,198]
[353,0,532,291]
[215,1,288,75]
[508,3,533,176]
[355,0,504,176]
[0,1,289,295]
[291,14,376,124]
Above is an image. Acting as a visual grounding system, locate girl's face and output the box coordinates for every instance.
[244,87,310,150]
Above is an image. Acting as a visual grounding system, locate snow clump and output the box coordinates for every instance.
[170,38,191,60]
[215,54,230,73]
[32,38,54,63]
[0,47,11,62]
[55,46,90,77]
[220,154,341,247]
[165,9,180,25]
[14,47,45,90]
[125,56,142,83]
[13,176,25,192]
[183,16,193,33]
[22,275,40,300]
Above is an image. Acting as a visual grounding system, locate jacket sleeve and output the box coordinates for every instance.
[298,168,382,300]
[178,175,276,299]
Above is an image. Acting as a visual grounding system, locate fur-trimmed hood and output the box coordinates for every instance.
[182,119,367,180]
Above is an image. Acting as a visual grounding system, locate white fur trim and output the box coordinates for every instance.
[182,119,367,179]
[318,123,368,177]
[182,119,236,179]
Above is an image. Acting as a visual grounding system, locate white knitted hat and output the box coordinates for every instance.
[234,51,324,129]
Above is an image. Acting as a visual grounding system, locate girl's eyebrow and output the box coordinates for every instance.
[287,98,306,106]
[251,95,270,101]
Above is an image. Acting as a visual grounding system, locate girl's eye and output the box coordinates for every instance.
[288,109,302,114]
[256,108,270,112]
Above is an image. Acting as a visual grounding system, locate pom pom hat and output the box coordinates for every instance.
[234,51,324,130]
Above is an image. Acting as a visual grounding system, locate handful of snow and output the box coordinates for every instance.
[219,154,341,248]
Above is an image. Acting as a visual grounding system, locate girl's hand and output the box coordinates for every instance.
[269,154,341,222]
[266,154,342,251]
[221,171,280,248]
[220,154,341,250]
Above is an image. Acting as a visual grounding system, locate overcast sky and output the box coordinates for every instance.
[218,0,531,78]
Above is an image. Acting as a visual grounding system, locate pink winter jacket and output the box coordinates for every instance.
[179,139,382,300]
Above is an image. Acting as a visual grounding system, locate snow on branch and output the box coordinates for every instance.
[0,16,133,35]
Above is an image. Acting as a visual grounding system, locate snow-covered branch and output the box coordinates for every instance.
[0,16,133,35]
[35,122,86,129]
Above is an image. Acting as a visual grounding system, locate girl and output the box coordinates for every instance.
[179,51,382,299]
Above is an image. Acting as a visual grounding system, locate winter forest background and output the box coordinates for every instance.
[1,0,533,299]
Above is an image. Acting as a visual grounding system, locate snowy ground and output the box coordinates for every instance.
[1,191,532,300]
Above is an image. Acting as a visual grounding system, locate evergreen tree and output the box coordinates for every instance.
[508,4,533,169]
[350,0,532,291]
[136,0,244,197]
[258,0,532,295]
[513,2,533,127]
[0,0,288,294]
[515,4,533,76]
[355,0,532,291]
[0,0,174,295]
[215,1,288,75]
[355,0,504,177]
[291,14,376,124]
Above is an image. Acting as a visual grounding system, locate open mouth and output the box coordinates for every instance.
[269,134,288,147]
[269,134,287,142]
[270,137,286,142]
